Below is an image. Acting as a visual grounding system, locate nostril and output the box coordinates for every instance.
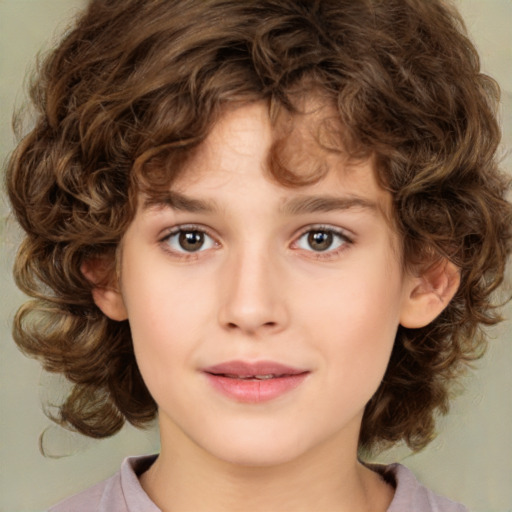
[225,320,277,331]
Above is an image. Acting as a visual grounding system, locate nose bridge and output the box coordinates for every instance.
[218,238,287,335]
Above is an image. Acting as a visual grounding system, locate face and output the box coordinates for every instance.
[112,102,417,467]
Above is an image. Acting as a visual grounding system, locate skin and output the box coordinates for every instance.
[92,102,459,512]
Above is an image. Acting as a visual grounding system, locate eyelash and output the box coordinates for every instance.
[159,224,353,261]
[159,224,218,261]
[293,225,353,260]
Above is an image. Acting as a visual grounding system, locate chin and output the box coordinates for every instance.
[214,448,302,468]
[200,431,310,468]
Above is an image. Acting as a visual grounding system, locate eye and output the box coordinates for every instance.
[163,227,217,253]
[295,227,350,253]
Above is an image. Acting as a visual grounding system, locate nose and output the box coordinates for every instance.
[217,246,289,336]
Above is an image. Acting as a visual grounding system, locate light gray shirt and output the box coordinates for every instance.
[49,455,468,512]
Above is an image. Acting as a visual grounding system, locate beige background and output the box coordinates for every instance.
[1,1,511,511]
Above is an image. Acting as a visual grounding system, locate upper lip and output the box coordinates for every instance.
[203,360,309,378]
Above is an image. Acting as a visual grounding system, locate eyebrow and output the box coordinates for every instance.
[143,191,378,215]
[143,191,220,213]
[279,195,378,215]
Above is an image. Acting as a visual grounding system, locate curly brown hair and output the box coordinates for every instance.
[5,0,512,453]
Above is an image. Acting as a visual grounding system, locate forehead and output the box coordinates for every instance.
[172,100,389,199]
[140,101,393,223]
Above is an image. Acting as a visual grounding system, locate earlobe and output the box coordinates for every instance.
[90,287,128,322]
[400,258,460,329]
[81,259,128,322]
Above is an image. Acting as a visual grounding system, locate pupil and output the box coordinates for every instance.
[179,231,204,252]
[308,231,332,251]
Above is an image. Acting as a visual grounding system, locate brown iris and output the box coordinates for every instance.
[179,231,205,252]
[307,230,333,251]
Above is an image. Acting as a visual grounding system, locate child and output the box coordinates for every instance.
[5,0,511,510]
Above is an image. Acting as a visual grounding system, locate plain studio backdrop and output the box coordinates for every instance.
[0,1,511,511]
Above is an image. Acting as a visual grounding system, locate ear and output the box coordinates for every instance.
[400,258,460,329]
[81,258,128,321]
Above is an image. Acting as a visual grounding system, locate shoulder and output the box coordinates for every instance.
[48,476,113,512]
[376,463,469,512]
[48,455,159,512]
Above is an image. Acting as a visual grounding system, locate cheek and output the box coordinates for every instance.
[300,258,402,380]
[122,249,207,331]
[121,260,215,375]
[302,261,403,333]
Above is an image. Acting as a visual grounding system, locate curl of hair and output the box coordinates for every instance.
[6,0,512,452]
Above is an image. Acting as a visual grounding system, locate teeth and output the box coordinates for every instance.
[222,373,279,380]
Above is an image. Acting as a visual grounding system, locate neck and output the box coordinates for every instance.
[140,420,393,512]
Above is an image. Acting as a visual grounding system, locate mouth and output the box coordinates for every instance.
[202,360,310,403]
[217,373,292,380]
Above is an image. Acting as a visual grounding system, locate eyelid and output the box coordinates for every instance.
[293,224,354,242]
[159,224,220,254]
[291,224,354,257]
[160,223,217,239]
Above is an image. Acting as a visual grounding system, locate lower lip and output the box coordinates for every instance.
[204,373,309,403]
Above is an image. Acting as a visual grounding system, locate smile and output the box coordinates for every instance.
[202,361,310,403]
[223,374,280,380]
